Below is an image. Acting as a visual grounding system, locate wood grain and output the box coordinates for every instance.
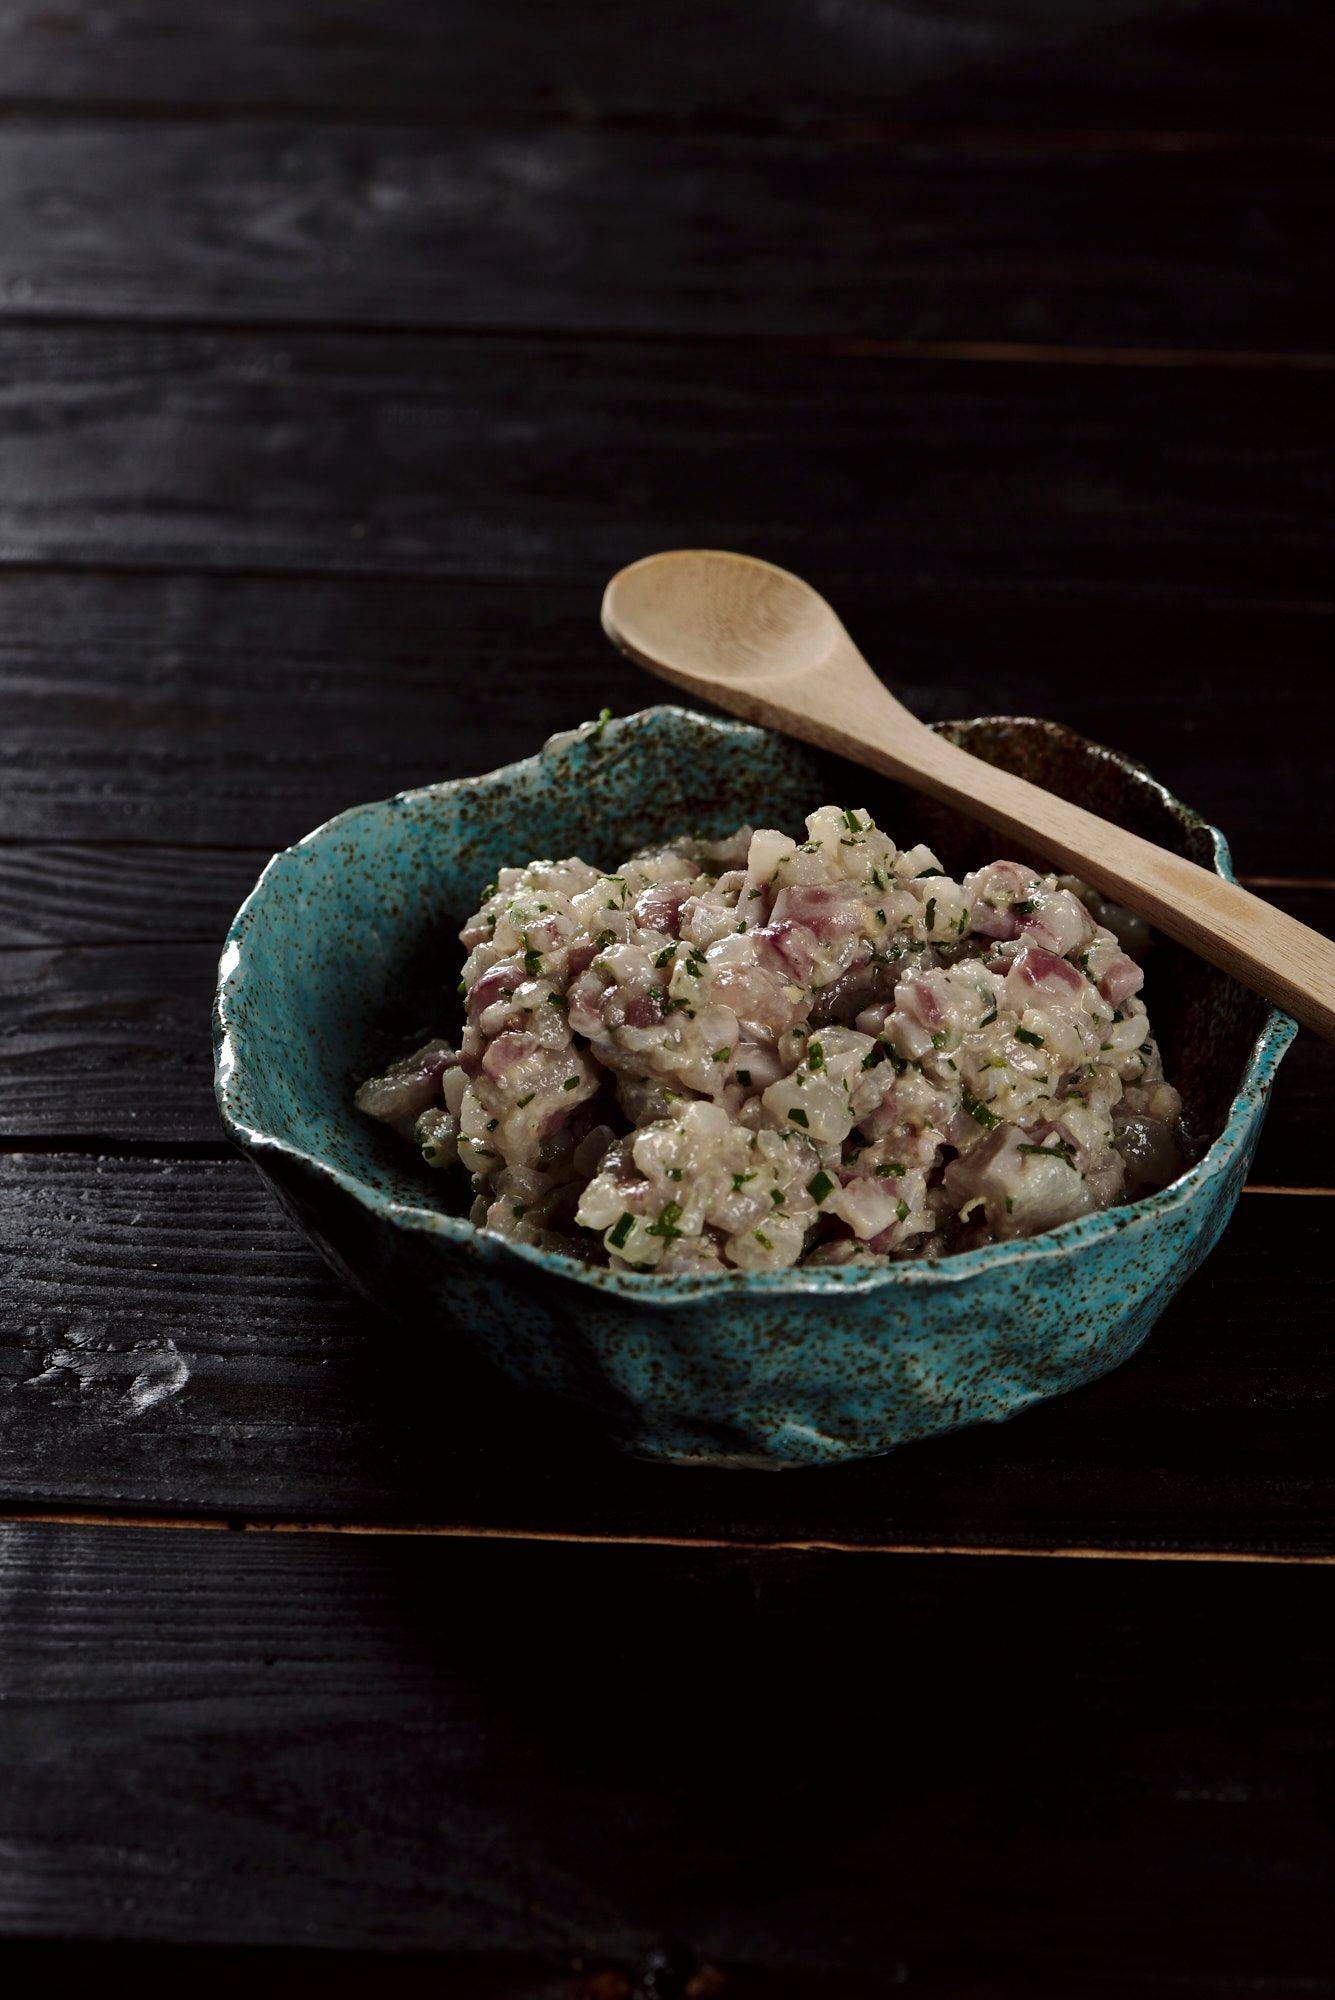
[0,329,1329,599]
[1,122,1330,353]
[1,574,1330,872]
[0,844,272,946]
[1,1157,1330,1553]
[2,1,1332,135]
[2,1524,1332,1988]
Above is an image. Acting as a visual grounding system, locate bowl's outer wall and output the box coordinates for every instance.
[216,707,1289,1467]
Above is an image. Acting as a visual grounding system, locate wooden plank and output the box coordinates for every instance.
[1,122,1330,353]
[0,328,1329,598]
[0,844,271,946]
[1,1159,1330,1553]
[0,942,218,1142]
[2,1,1332,135]
[1,575,1330,872]
[1,1525,1331,1988]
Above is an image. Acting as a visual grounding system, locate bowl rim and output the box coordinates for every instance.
[214,705,1297,1302]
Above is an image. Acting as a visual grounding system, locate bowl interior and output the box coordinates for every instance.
[217,707,1270,1227]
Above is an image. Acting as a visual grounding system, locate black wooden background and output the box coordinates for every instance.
[2,4,1333,1992]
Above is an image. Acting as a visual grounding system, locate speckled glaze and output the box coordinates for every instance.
[214,706,1295,1468]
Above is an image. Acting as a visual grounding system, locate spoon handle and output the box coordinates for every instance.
[727,687,1335,1040]
[897,727,1335,1038]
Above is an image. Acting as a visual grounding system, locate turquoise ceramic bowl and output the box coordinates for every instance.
[214,706,1294,1468]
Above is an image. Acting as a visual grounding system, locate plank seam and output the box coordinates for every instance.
[1,311,1332,372]
[0,1507,1328,1564]
[0,100,1331,149]
[0,558,1330,615]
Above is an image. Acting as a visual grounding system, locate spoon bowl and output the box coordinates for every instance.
[604,548,854,690]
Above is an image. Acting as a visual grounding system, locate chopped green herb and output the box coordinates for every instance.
[512,1203,528,1218]
[1005,1196,1014,1215]
[731,1170,757,1191]
[547,992,567,1010]
[735,1068,752,1086]
[711,1047,730,1063]
[485,1117,498,1131]
[860,1047,883,1070]
[770,1187,785,1207]
[667,1167,683,1181]
[516,1092,534,1108]
[607,1211,636,1250]
[595,929,616,950]
[653,944,677,968]
[754,1230,774,1250]
[961,1087,1000,1131]
[807,1170,835,1204]
[914,866,941,878]
[663,996,696,1017]
[1074,951,1092,974]
[930,1031,949,1050]
[876,1162,907,1178]
[1015,1027,1045,1048]
[591,706,613,738]
[456,980,468,999]
[646,1201,684,1241]
[843,808,862,833]
[870,867,887,891]
[895,1200,910,1223]
[562,1076,579,1091]
[875,908,887,927]
[924,897,937,932]
[979,1002,998,1027]
[736,920,748,933]
[1019,1143,1076,1167]
[788,1108,810,1129]
[807,1041,825,1072]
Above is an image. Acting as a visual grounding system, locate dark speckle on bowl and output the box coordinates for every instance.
[214,706,1294,1468]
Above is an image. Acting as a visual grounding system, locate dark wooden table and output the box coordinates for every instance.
[2,5,1333,1992]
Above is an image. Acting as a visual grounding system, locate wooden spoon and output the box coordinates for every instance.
[602,548,1335,1039]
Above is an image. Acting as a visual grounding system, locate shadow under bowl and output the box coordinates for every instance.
[214,706,1294,1468]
